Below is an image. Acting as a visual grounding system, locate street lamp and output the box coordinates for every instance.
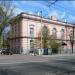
[69,26,74,54]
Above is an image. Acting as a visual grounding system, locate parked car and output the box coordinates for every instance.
[1,48,13,55]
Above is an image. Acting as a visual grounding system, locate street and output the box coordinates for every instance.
[0,54,75,75]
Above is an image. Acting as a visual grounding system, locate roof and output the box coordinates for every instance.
[18,12,75,27]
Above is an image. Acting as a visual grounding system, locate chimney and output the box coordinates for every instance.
[51,16,57,21]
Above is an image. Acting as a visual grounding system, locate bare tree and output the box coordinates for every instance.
[0,1,15,48]
[0,1,15,36]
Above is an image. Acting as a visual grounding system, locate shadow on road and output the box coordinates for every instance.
[0,59,75,75]
[0,69,19,75]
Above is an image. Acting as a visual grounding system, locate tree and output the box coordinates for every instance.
[34,26,50,49]
[0,36,3,48]
[34,25,60,54]
[0,1,15,48]
[42,26,50,48]
[50,35,59,54]
[0,1,15,36]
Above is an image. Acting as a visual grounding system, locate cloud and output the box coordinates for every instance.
[12,0,75,24]
[60,12,66,19]
[20,1,49,10]
[14,8,23,16]
[48,9,66,20]
[69,1,75,7]
[13,1,21,6]
[49,10,59,17]
[12,1,50,17]
[49,10,74,23]
[69,15,75,20]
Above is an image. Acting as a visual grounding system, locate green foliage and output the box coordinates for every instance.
[50,35,59,53]
[34,26,50,49]
[42,26,50,48]
[0,1,15,36]
[0,1,15,48]
[50,40,59,49]
[0,36,3,48]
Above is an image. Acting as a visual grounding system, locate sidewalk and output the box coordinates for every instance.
[42,53,75,57]
[0,54,75,64]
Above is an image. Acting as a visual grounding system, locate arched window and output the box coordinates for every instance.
[52,28,57,38]
[70,29,73,35]
[61,29,64,40]
[69,29,73,41]
[29,24,34,37]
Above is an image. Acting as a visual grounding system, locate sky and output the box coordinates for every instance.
[5,0,74,24]
[3,0,75,33]
[11,0,75,24]
[12,0,75,23]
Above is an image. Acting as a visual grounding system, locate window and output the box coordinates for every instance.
[52,28,57,38]
[30,40,34,49]
[70,29,73,41]
[61,29,64,40]
[29,25,34,37]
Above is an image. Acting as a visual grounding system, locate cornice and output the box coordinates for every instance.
[18,12,75,27]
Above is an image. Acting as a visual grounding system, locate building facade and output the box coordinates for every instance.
[8,12,75,54]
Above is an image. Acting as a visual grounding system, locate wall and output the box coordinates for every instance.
[10,13,75,54]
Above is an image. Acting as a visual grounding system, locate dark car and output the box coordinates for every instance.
[1,49,13,55]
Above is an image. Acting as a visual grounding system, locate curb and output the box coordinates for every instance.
[42,54,75,57]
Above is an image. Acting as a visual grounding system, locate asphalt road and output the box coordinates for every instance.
[0,54,75,75]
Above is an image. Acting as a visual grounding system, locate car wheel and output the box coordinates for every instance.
[1,52,3,54]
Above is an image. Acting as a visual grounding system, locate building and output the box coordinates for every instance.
[8,12,75,54]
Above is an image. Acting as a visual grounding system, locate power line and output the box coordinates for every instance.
[43,0,58,8]
[45,1,75,17]
[52,4,75,16]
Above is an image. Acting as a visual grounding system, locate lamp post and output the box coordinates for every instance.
[69,26,74,54]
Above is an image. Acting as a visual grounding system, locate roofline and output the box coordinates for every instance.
[18,12,75,27]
